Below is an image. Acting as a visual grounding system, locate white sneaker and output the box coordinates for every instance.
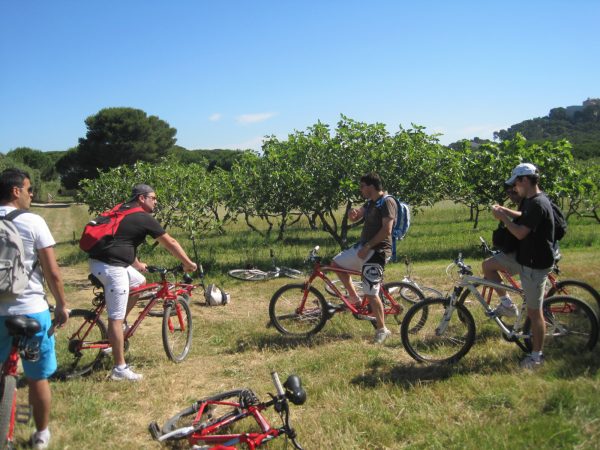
[492,303,518,318]
[373,328,392,344]
[110,365,143,381]
[520,354,544,370]
[31,430,51,450]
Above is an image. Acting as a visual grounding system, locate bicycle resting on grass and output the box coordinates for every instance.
[227,249,303,281]
[1,316,42,449]
[400,252,598,365]
[53,264,199,380]
[479,237,600,323]
[268,246,426,339]
[149,371,306,449]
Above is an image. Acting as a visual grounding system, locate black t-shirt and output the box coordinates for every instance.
[89,208,166,267]
[516,193,555,269]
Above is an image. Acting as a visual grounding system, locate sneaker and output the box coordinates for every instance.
[520,354,544,370]
[492,303,518,318]
[31,430,50,450]
[110,365,143,381]
[373,328,392,344]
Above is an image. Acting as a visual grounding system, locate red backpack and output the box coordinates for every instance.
[79,203,144,253]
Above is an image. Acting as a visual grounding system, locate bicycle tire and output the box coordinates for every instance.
[54,309,108,379]
[324,279,364,297]
[401,297,476,364]
[162,296,193,362]
[547,279,600,321]
[523,295,599,354]
[281,267,304,279]
[160,389,246,438]
[269,284,329,337]
[0,375,17,448]
[419,286,444,298]
[148,293,190,318]
[227,269,272,281]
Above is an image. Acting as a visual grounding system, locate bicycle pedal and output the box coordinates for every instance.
[353,313,376,324]
[148,421,162,440]
[16,404,32,423]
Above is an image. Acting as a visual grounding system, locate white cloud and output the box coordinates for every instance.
[236,112,276,124]
[209,113,222,122]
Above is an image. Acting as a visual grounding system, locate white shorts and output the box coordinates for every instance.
[89,259,146,320]
[332,244,384,296]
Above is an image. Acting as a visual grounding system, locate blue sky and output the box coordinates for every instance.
[1,1,598,152]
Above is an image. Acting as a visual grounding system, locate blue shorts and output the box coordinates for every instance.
[0,310,57,380]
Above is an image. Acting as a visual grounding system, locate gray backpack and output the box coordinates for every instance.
[0,210,30,300]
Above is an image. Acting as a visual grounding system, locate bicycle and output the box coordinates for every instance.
[148,371,306,449]
[228,249,303,281]
[323,254,443,299]
[268,246,426,338]
[400,252,599,364]
[479,236,600,323]
[53,264,197,379]
[0,316,41,449]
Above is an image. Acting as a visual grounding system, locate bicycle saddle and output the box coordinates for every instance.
[283,375,307,405]
[5,315,41,337]
[88,273,104,288]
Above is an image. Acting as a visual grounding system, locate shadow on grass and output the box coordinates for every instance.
[228,331,355,354]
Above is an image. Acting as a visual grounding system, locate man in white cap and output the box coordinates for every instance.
[482,163,555,369]
[87,184,197,381]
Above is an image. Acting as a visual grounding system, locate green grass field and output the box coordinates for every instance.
[12,202,600,449]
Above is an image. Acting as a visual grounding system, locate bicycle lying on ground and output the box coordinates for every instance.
[269,246,426,338]
[0,316,41,448]
[479,236,600,323]
[228,250,303,281]
[54,264,197,379]
[323,254,443,299]
[400,252,598,364]
[149,371,306,449]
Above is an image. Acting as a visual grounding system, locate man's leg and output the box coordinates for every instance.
[330,261,361,304]
[28,379,51,431]
[366,294,385,329]
[482,257,508,297]
[527,307,545,352]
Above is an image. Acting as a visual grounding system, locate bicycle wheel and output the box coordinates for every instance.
[0,375,17,448]
[160,389,246,438]
[323,279,364,297]
[547,279,600,321]
[523,295,599,354]
[281,267,304,279]
[269,284,329,337]
[54,309,108,378]
[162,296,193,362]
[227,269,271,281]
[382,281,425,331]
[401,297,476,364]
[148,293,190,318]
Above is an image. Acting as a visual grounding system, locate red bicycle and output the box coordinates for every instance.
[268,246,425,337]
[149,371,306,449]
[53,264,198,379]
[0,316,41,449]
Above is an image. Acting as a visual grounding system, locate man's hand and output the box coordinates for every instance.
[184,262,198,273]
[133,260,148,272]
[357,246,371,259]
[53,304,69,328]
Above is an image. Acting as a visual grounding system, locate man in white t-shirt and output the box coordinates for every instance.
[0,168,69,450]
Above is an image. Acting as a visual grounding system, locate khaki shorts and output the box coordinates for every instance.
[492,252,552,309]
[332,244,384,296]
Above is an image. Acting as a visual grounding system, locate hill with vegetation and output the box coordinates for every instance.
[493,98,600,159]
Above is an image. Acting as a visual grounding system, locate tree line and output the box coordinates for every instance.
[2,107,599,241]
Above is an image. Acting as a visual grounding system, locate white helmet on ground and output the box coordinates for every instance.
[204,283,230,306]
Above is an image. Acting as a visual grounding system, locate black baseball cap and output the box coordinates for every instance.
[129,183,155,200]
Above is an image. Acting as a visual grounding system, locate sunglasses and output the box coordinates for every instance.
[144,195,158,201]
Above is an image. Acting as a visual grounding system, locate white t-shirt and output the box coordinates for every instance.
[0,206,55,315]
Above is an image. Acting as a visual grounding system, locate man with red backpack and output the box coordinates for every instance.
[85,184,196,381]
